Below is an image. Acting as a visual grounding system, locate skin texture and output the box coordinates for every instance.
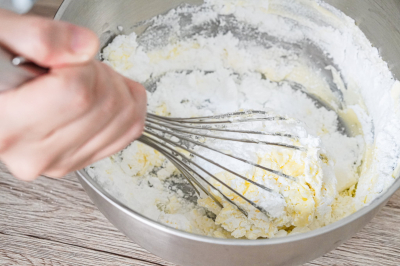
[0,9,147,181]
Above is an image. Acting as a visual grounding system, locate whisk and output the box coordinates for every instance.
[138,110,303,217]
[0,47,302,217]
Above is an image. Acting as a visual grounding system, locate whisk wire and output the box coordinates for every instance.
[139,111,302,216]
[145,119,302,150]
[140,135,250,216]
[140,134,258,214]
[144,125,297,181]
[146,116,297,138]
[147,110,286,123]
[144,128,276,192]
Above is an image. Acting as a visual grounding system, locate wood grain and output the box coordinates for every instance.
[2,161,400,266]
[1,1,400,266]
[0,163,176,266]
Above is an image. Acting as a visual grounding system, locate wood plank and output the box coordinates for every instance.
[0,163,175,266]
[2,160,400,266]
[0,233,164,266]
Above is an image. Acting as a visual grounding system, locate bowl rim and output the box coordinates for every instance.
[57,0,400,246]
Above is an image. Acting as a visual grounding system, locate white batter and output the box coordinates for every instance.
[86,0,400,239]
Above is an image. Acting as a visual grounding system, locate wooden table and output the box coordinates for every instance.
[1,1,400,265]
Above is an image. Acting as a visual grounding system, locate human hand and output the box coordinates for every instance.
[0,9,147,181]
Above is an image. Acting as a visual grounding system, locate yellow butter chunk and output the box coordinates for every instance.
[257,150,316,227]
[200,148,333,239]
[120,142,165,177]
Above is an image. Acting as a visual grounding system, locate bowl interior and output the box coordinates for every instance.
[57,0,400,245]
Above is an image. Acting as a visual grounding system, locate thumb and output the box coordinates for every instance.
[0,9,99,67]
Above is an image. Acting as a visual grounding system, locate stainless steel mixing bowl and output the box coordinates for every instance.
[55,1,400,265]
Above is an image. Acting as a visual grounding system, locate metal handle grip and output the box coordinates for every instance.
[0,46,48,92]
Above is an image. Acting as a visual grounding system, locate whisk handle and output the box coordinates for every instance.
[0,45,48,92]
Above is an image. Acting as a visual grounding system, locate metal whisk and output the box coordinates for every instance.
[138,110,304,217]
[0,47,302,216]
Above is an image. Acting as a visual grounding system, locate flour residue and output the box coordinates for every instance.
[86,0,400,239]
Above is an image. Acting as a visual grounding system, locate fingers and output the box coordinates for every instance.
[0,9,99,67]
[80,79,147,168]
[0,10,146,181]
[44,75,147,178]
[0,62,113,179]
[0,61,97,147]
[0,61,147,181]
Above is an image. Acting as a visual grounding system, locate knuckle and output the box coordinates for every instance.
[29,18,57,62]
[129,80,147,99]
[0,134,17,153]
[119,103,135,121]
[55,71,94,113]
[46,66,95,114]
[43,74,64,89]
[6,159,43,181]
[97,64,119,114]
[72,83,93,112]
[130,119,145,140]
[102,95,118,114]
[120,98,145,140]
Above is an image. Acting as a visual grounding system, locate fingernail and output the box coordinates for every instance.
[71,26,97,60]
